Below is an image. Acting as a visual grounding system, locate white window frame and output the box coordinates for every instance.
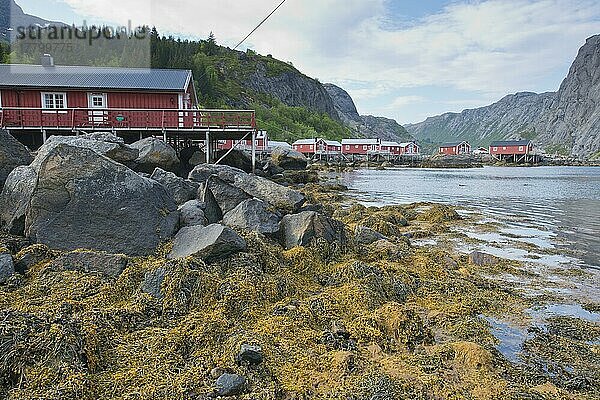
[88,92,107,108]
[518,146,524,151]
[0,91,2,109]
[363,145,367,150]
[309,145,313,150]
[502,146,507,150]
[493,147,498,151]
[41,92,67,112]
[345,145,350,150]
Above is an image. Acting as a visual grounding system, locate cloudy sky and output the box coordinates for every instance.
[16,0,600,123]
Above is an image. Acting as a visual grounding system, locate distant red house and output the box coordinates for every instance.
[218,131,268,151]
[341,138,380,155]
[292,138,341,156]
[489,140,533,156]
[439,141,471,155]
[398,141,420,155]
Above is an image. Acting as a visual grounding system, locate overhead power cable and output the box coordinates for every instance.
[233,0,288,50]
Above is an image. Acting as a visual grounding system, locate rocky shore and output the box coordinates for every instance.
[0,130,598,399]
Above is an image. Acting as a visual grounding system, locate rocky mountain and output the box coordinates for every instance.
[0,0,60,40]
[244,60,338,120]
[405,92,555,150]
[324,83,414,143]
[534,35,600,157]
[407,34,600,158]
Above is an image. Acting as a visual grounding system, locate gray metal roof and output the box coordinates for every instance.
[440,141,468,147]
[490,140,532,147]
[0,64,192,91]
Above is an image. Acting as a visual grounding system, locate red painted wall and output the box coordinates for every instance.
[342,143,376,155]
[490,144,532,155]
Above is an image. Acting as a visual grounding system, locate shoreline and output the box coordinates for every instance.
[1,145,599,398]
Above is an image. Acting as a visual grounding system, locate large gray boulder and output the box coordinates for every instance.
[205,175,251,216]
[178,200,208,228]
[131,137,180,173]
[150,168,199,205]
[0,143,179,255]
[0,129,33,188]
[168,224,247,262]
[189,164,305,212]
[42,133,139,164]
[51,250,128,278]
[270,147,308,170]
[198,181,225,223]
[279,211,347,249]
[223,198,281,235]
[0,166,37,235]
[0,252,14,284]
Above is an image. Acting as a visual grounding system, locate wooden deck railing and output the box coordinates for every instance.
[0,108,256,131]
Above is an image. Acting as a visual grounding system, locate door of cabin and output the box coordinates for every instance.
[88,93,108,125]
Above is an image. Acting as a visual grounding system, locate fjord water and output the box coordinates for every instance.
[341,166,600,270]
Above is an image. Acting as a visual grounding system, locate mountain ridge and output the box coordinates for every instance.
[407,34,600,158]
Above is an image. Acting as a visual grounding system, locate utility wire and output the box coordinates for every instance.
[233,0,288,50]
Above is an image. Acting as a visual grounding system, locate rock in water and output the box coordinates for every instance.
[178,200,208,227]
[270,147,308,170]
[131,137,180,173]
[279,211,347,249]
[215,373,246,396]
[0,143,179,255]
[168,224,247,262]
[51,250,128,278]
[0,129,33,188]
[468,251,500,267]
[150,167,199,205]
[41,133,139,164]
[0,252,15,284]
[223,199,281,235]
[354,226,386,245]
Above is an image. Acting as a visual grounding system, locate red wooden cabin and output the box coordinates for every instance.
[341,138,380,155]
[489,140,533,156]
[292,138,341,155]
[439,141,471,155]
[218,131,268,151]
[0,61,255,143]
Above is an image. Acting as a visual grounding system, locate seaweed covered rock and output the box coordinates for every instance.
[51,250,128,278]
[223,198,281,235]
[150,167,199,205]
[189,164,305,212]
[468,251,500,267]
[417,204,460,223]
[270,147,308,170]
[41,133,139,164]
[178,200,208,227]
[168,224,247,262]
[131,137,180,173]
[354,225,387,245]
[279,211,347,249]
[0,251,14,283]
[0,129,32,188]
[13,244,56,273]
[0,143,179,255]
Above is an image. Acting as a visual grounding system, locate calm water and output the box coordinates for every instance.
[341,166,600,270]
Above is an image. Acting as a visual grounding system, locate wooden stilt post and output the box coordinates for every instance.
[205,131,210,164]
[42,129,47,143]
[251,130,257,175]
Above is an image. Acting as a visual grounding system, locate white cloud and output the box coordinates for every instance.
[56,0,600,121]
